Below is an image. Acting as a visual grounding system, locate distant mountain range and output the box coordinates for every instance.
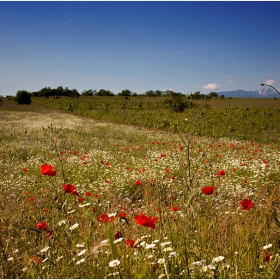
[216,88,280,98]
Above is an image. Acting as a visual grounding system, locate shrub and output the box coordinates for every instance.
[16,90,31,105]
[164,95,190,112]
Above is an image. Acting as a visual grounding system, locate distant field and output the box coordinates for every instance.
[196,97,280,109]
[2,96,279,110]
[24,96,280,144]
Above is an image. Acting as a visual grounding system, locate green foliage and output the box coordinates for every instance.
[16,90,31,105]
[95,89,114,96]
[118,89,132,96]
[31,86,80,98]
[164,95,190,112]
[188,91,210,100]
[31,96,280,144]
[144,90,163,97]
[5,95,16,101]
[81,89,96,96]
[208,92,218,98]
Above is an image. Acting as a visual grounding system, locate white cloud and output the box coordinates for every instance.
[265,79,275,85]
[224,81,232,86]
[202,83,220,91]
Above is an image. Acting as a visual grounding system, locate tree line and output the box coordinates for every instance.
[13,86,219,105]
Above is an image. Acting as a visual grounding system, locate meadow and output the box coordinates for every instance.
[0,97,280,278]
[31,96,280,144]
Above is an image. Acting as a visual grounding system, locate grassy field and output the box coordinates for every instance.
[0,98,280,278]
[30,96,280,144]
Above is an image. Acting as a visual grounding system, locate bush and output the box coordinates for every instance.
[16,90,31,105]
[164,95,190,112]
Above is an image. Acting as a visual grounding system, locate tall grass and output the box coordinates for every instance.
[0,104,279,278]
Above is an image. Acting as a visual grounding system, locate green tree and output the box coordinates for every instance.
[81,89,96,96]
[164,95,189,112]
[188,91,208,100]
[96,89,114,96]
[144,90,156,97]
[16,90,31,105]
[208,92,218,98]
[56,86,64,96]
[69,88,80,98]
[155,90,163,96]
[118,89,132,96]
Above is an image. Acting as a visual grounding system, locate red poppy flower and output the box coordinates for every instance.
[202,186,215,195]
[47,230,54,239]
[135,180,141,185]
[134,213,158,229]
[23,168,28,172]
[40,164,56,176]
[31,255,43,264]
[240,199,253,210]
[63,184,76,194]
[114,231,123,240]
[126,239,138,248]
[29,196,35,202]
[264,252,272,262]
[97,214,114,223]
[78,197,84,202]
[217,170,225,176]
[36,222,47,231]
[117,212,127,218]
[172,206,179,212]
[73,150,78,155]
[85,191,91,196]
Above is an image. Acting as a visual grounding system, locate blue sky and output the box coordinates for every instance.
[1,1,280,96]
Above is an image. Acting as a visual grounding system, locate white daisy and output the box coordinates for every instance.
[109,259,120,267]
[69,223,79,231]
[77,249,86,256]
[39,246,50,253]
[76,258,85,265]
[213,256,225,262]
[263,244,272,250]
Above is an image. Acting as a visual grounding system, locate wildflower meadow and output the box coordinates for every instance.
[0,99,279,278]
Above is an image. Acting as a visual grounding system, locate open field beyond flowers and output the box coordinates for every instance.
[0,104,280,278]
